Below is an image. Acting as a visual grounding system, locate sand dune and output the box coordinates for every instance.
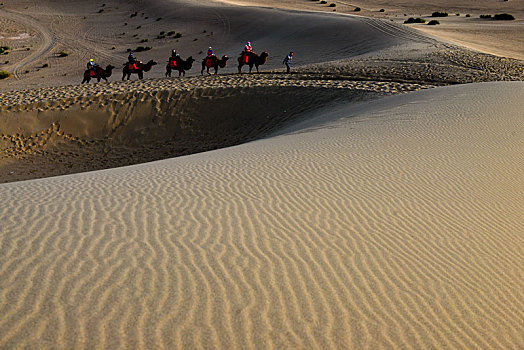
[1,81,523,348]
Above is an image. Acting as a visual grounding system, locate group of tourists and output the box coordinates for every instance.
[86,41,294,76]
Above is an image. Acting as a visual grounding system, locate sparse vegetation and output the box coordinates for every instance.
[427,20,440,25]
[0,70,10,79]
[26,48,30,51]
[98,9,103,13]
[466,14,471,17]
[136,25,141,29]
[480,14,492,19]
[42,63,49,68]
[320,1,327,4]
[354,7,361,11]
[456,13,460,16]
[156,17,162,21]
[329,3,336,7]
[404,17,426,23]
[494,13,515,20]
[379,9,385,12]
[58,50,69,57]
[140,39,148,43]
[431,11,448,17]
[0,46,9,54]
[167,31,176,36]
[173,33,182,38]
[134,46,151,52]
[130,12,137,17]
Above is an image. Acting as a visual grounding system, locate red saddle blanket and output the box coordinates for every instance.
[205,58,212,68]
[89,70,97,77]
[127,63,139,71]
[169,60,178,68]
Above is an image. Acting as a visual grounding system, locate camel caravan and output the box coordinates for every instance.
[81,42,278,83]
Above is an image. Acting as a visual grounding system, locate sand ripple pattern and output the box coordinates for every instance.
[0,82,523,349]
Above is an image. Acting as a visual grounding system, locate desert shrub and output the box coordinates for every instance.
[427,20,440,25]
[140,39,148,43]
[173,32,182,38]
[42,63,49,68]
[379,9,385,12]
[404,17,426,23]
[130,12,137,17]
[58,50,68,57]
[135,46,151,52]
[156,34,166,39]
[329,3,336,7]
[466,14,471,17]
[320,0,327,4]
[0,70,10,79]
[156,17,162,21]
[456,13,460,16]
[0,46,9,54]
[167,31,176,36]
[480,14,492,19]
[354,7,361,11]
[431,11,448,17]
[98,9,103,13]
[494,13,515,20]
[136,25,141,29]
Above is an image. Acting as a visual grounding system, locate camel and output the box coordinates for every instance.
[201,55,229,75]
[81,65,115,83]
[122,60,157,80]
[238,51,268,73]
[165,56,195,77]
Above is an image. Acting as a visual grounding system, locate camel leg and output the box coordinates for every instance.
[256,65,259,73]
[139,72,143,79]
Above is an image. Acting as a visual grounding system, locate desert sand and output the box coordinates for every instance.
[1,0,524,349]
[1,82,523,348]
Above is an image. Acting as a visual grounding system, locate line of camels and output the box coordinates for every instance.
[82,51,269,83]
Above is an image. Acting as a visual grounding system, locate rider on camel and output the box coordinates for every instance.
[242,42,253,63]
[205,47,215,67]
[169,49,180,67]
[87,58,97,75]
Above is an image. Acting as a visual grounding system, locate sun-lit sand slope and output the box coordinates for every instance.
[1,81,523,348]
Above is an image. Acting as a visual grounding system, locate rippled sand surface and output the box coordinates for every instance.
[1,82,523,349]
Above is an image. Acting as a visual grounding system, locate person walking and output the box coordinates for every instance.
[283,51,293,73]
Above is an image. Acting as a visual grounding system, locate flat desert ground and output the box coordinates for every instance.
[0,0,523,349]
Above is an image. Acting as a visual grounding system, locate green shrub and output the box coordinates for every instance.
[0,70,10,79]
[427,20,440,25]
[431,11,448,17]
[494,13,515,20]
[404,17,426,23]
[58,50,68,57]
